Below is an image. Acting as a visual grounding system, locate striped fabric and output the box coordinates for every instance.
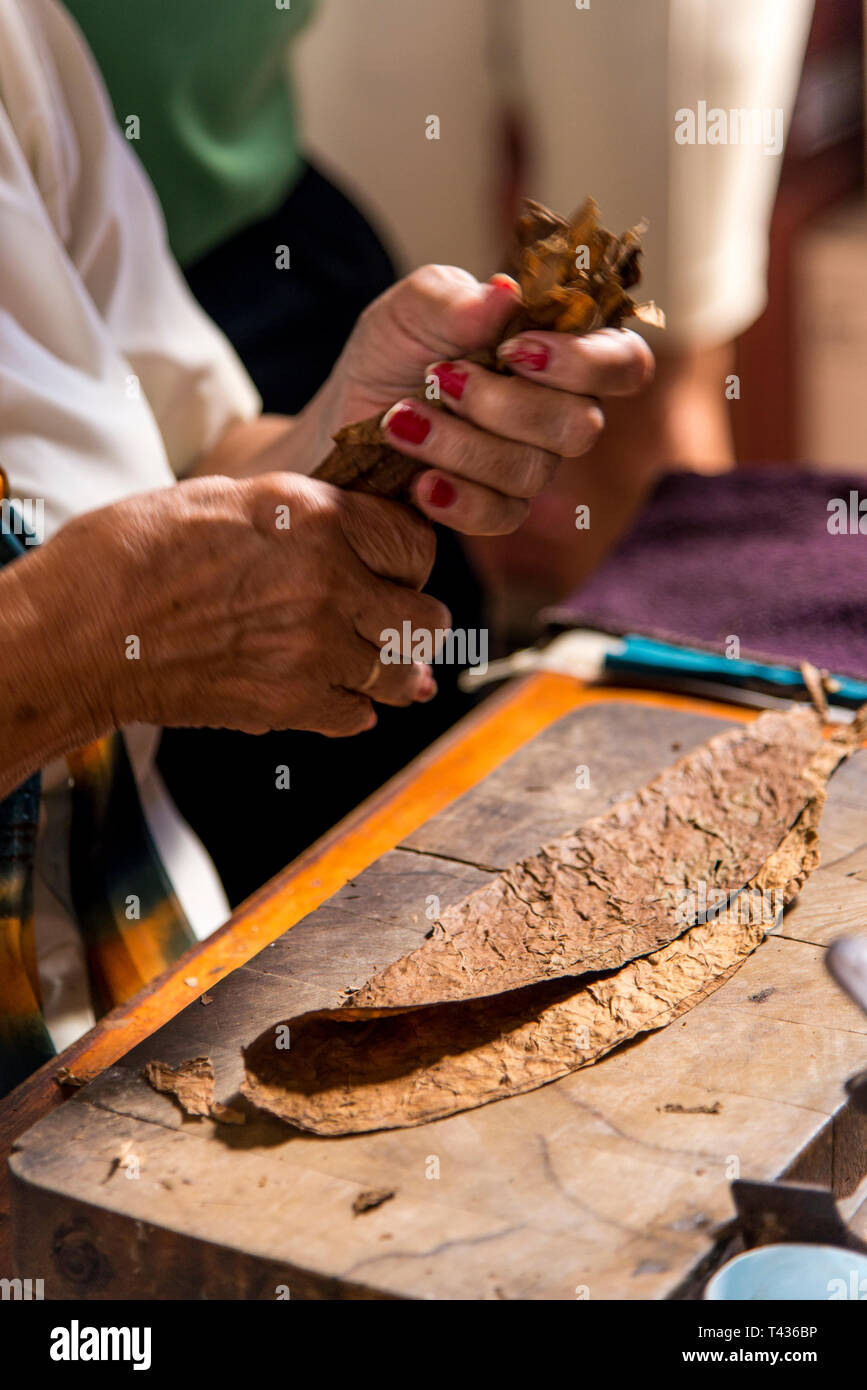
[0,764,52,1095]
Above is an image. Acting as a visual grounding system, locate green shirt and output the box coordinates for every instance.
[67,0,317,266]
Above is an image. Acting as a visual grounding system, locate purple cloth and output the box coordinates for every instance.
[544,468,867,680]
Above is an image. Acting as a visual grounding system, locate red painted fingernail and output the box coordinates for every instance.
[383,402,431,445]
[428,477,457,508]
[497,337,549,371]
[416,670,438,702]
[431,362,469,401]
[489,273,520,295]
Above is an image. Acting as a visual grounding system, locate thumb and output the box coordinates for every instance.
[414,269,521,360]
[344,267,523,404]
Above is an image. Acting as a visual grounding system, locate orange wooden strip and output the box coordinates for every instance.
[8,678,756,1091]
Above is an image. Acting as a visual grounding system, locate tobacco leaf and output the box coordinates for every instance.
[346,708,833,1009]
[242,707,866,1134]
[241,786,825,1135]
[313,197,663,500]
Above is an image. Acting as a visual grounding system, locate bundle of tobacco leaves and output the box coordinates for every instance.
[312,197,664,499]
[242,705,867,1135]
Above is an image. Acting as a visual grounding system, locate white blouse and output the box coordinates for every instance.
[0,0,260,533]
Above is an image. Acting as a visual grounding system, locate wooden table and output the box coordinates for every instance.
[6,678,867,1299]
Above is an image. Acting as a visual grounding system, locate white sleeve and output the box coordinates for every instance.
[0,0,260,541]
[512,0,815,347]
[297,0,813,349]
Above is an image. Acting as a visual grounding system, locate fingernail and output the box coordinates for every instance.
[429,362,469,401]
[416,668,438,702]
[497,337,549,371]
[382,402,431,445]
[489,272,520,295]
[427,477,457,509]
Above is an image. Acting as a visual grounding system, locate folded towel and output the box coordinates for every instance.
[543,468,867,681]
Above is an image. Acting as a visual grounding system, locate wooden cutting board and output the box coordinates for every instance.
[9,698,867,1300]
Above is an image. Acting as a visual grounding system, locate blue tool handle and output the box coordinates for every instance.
[605,634,867,704]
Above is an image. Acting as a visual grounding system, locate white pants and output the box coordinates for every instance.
[296,0,813,346]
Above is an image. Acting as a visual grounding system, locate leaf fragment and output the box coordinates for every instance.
[144,1056,215,1117]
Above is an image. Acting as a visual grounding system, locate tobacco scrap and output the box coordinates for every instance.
[352,1188,396,1216]
[748,987,776,1004]
[54,1066,87,1090]
[800,660,832,720]
[242,706,866,1135]
[103,1139,138,1184]
[143,1056,215,1117]
[660,1101,722,1115]
[313,197,663,500]
[143,1056,247,1125]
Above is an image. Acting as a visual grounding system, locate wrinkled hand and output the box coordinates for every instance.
[321,266,655,533]
[48,473,448,738]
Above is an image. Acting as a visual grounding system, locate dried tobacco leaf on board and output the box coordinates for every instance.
[240,824,798,1135]
[313,197,664,500]
[345,708,833,1008]
[242,707,866,1135]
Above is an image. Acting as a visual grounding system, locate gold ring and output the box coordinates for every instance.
[357,657,382,694]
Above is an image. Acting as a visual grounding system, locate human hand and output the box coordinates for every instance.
[45,472,448,739]
[315,266,655,533]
